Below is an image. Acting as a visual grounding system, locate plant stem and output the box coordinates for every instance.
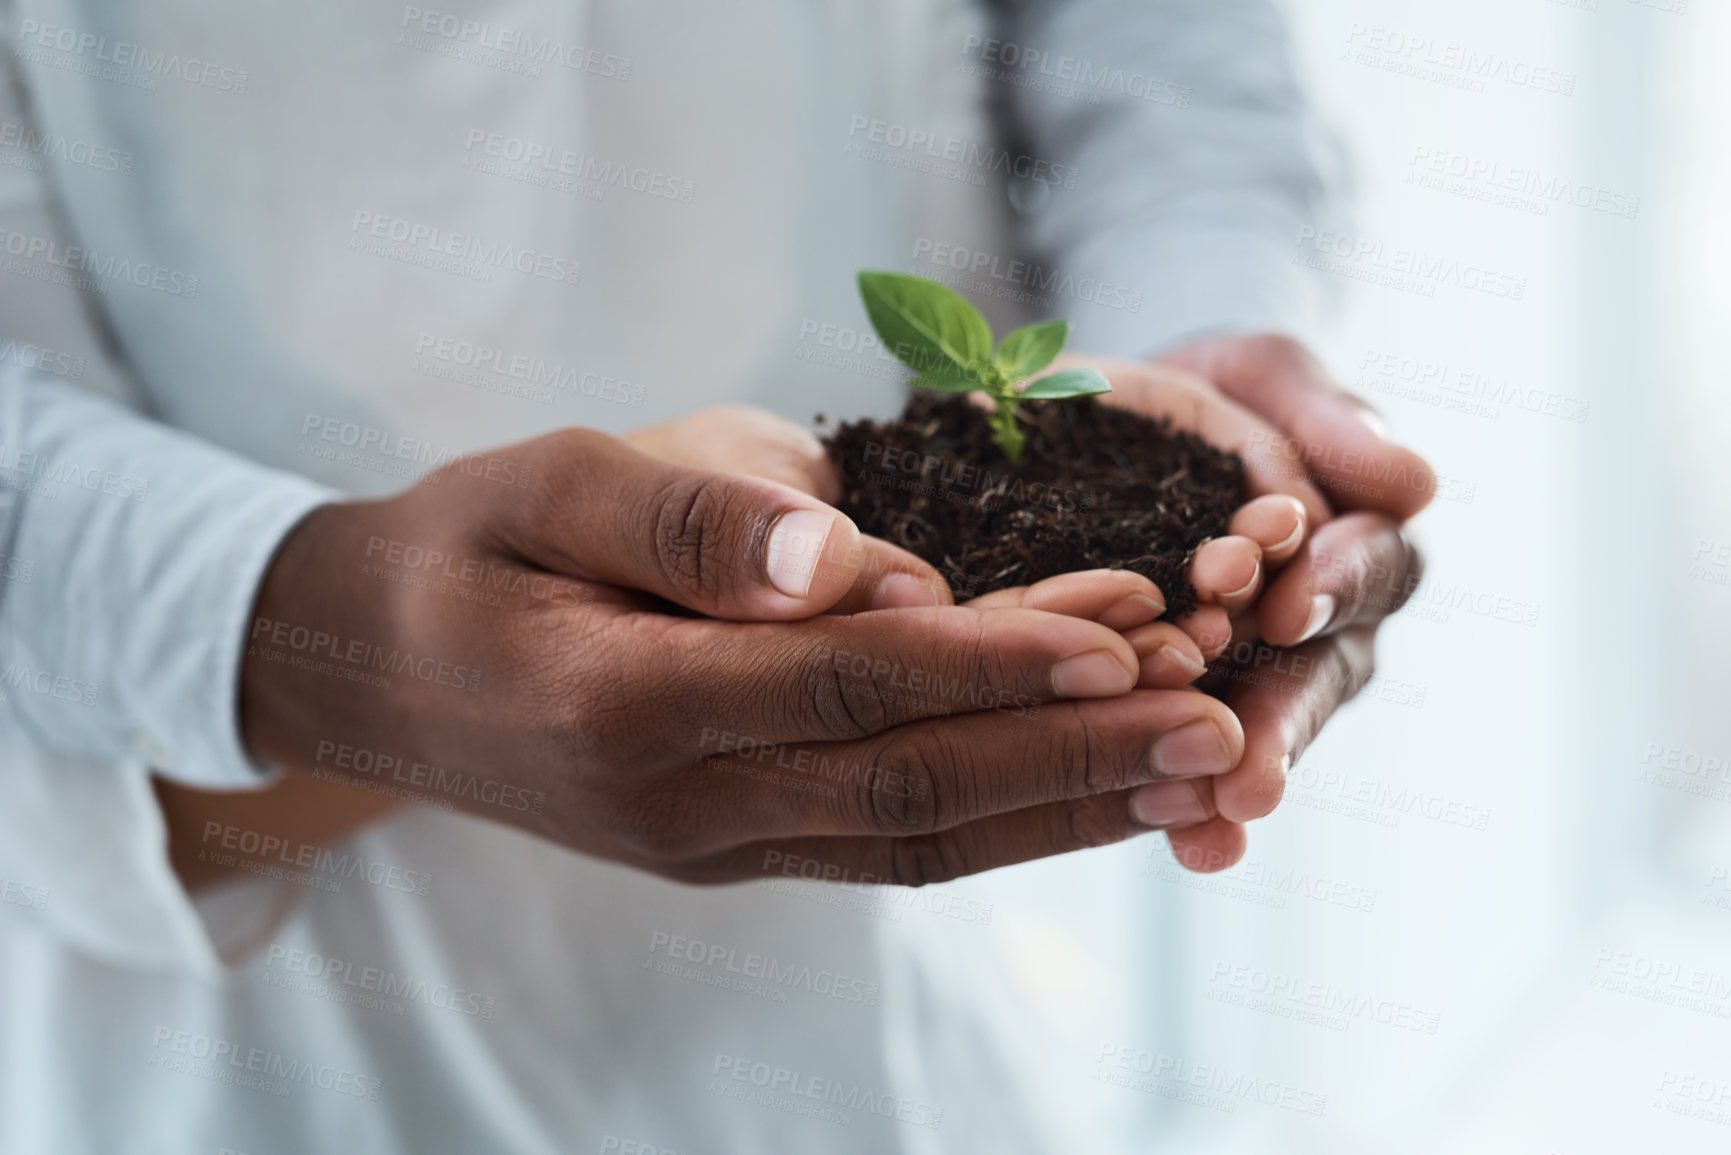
[990,398,1024,464]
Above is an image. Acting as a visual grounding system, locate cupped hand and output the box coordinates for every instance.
[1083,334,1431,872]
[632,403,1297,667]
[237,425,1251,886]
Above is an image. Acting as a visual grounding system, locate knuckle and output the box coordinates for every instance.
[1062,797,1126,851]
[1229,755,1287,820]
[1046,715,1116,798]
[856,733,943,835]
[1387,533,1425,614]
[648,474,760,603]
[886,835,963,888]
[796,647,889,742]
[1246,332,1304,368]
[609,789,695,863]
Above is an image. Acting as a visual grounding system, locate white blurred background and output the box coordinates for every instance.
[949,0,1731,1149]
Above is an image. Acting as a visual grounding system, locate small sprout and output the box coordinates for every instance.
[857,270,1110,463]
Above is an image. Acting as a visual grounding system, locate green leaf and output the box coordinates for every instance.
[994,319,1068,382]
[857,271,993,387]
[1017,367,1112,400]
[909,373,983,394]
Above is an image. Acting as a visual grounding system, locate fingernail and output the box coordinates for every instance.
[871,571,942,609]
[1098,593,1165,630]
[1128,781,1209,828]
[1050,650,1134,698]
[1221,559,1262,602]
[1269,505,1306,554]
[766,510,836,598]
[1297,594,1337,643]
[1151,720,1233,777]
[1151,644,1207,681]
[1351,404,1392,441]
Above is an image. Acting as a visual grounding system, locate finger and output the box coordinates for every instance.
[967,568,1166,630]
[1089,356,1333,525]
[1187,536,1263,612]
[676,689,1243,852]
[1162,336,1435,520]
[1228,495,1307,566]
[499,428,868,620]
[1258,513,1422,648]
[1174,604,1232,661]
[680,778,1219,886]
[1211,627,1377,823]
[627,404,840,501]
[827,538,954,613]
[634,604,1142,750]
[1165,816,1249,874]
[1122,622,1208,688]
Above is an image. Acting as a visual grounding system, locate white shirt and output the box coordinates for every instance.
[0,1,1330,1150]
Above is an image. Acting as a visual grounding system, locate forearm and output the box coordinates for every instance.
[996,0,1343,354]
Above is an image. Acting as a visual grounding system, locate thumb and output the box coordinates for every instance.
[1163,335,1436,520]
[500,428,870,620]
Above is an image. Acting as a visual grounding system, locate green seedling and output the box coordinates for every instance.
[857,270,1110,464]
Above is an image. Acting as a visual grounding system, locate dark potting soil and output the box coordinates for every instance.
[822,393,1246,620]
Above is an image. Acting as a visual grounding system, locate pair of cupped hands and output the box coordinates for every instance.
[183,335,1428,892]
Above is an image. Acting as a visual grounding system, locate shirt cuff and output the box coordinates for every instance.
[1057,224,1333,361]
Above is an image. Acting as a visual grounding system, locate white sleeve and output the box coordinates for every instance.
[996,0,1347,356]
[0,372,335,784]
[0,38,336,974]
